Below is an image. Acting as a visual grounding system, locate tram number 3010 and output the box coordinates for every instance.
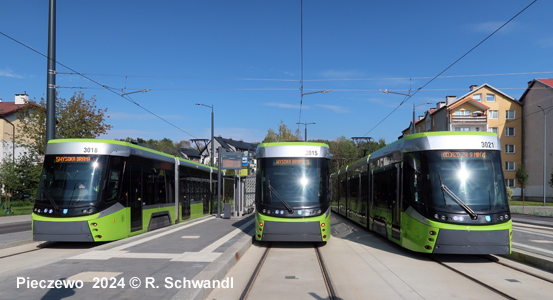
[481,141,494,149]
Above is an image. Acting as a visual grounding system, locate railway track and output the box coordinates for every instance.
[239,242,337,300]
[431,254,553,300]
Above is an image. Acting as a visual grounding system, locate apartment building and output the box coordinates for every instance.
[402,84,522,192]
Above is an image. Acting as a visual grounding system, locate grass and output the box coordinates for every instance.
[0,205,33,217]
[509,200,553,217]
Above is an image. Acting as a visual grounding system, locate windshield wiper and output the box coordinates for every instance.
[39,182,60,211]
[267,178,294,213]
[438,174,478,220]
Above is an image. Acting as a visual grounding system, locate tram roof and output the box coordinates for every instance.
[256,142,332,159]
[331,131,500,176]
[370,131,500,160]
[46,139,217,172]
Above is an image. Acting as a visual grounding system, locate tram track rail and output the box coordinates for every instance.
[481,255,553,285]
[239,242,338,300]
[430,256,516,300]
[431,254,553,300]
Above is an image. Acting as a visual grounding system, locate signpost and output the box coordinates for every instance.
[218,149,243,219]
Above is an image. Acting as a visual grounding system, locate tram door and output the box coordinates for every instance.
[391,163,401,240]
[181,176,191,220]
[130,165,143,232]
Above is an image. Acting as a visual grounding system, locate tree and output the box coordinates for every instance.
[262,121,301,143]
[0,147,41,203]
[16,91,112,155]
[515,164,529,204]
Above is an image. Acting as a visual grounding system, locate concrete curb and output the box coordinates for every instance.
[503,249,553,274]
[171,228,254,300]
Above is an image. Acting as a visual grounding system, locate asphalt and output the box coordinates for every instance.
[1,208,553,299]
[0,213,255,300]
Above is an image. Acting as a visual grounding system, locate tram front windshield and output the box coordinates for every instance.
[258,158,329,209]
[406,150,508,212]
[36,155,107,206]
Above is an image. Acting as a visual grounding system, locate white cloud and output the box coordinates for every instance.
[317,69,365,79]
[0,68,23,79]
[265,102,304,109]
[538,37,553,49]
[315,104,350,113]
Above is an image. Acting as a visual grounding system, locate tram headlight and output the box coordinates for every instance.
[441,215,446,221]
[299,176,309,188]
[434,214,439,219]
[505,214,509,220]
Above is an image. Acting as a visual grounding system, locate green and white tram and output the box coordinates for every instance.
[254,142,333,242]
[32,139,217,242]
[332,132,512,254]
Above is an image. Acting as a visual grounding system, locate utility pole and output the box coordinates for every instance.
[46,0,56,143]
[297,122,315,141]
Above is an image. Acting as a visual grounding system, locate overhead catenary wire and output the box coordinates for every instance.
[0,30,198,139]
[360,0,538,138]
[54,70,553,82]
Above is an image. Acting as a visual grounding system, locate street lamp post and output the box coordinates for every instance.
[538,105,553,206]
[412,102,432,134]
[297,122,315,141]
[196,103,215,214]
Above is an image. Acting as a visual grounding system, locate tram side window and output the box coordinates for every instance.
[348,175,360,212]
[105,157,125,203]
[372,166,397,208]
[403,153,424,207]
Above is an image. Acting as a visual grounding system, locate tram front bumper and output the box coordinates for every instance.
[260,221,323,242]
[433,228,510,254]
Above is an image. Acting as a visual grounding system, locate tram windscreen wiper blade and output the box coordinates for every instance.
[268,178,294,213]
[39,182,59,211]
[438,174,478,220]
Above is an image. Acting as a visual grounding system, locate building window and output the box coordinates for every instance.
[506,110,516,119]
[505,162,515,171]
[489,110,498,119]
[473,94,481,102]
[505,127,515,136]
[506,179,515,188]
[505,144,515,154]
[454,110,471,116]
[454,127,470,131]
[486,94,496,102]
[488,127,498,135]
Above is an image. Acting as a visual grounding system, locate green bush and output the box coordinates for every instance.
[506,187,514,201]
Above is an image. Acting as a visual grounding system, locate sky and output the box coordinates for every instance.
[1,0,552,146]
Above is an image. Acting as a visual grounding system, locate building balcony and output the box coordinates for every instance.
[451,115,487,124]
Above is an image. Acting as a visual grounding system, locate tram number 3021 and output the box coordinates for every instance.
[481,141,494,149]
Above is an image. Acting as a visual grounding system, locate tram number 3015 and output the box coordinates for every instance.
[305,150,319,156]
[481,141,494,149]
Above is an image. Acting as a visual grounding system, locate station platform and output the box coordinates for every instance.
[0,214,254,300]
[1,209,553,299]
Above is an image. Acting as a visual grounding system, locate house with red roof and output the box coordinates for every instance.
[0,93,36,161]
[519,79,553,202]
